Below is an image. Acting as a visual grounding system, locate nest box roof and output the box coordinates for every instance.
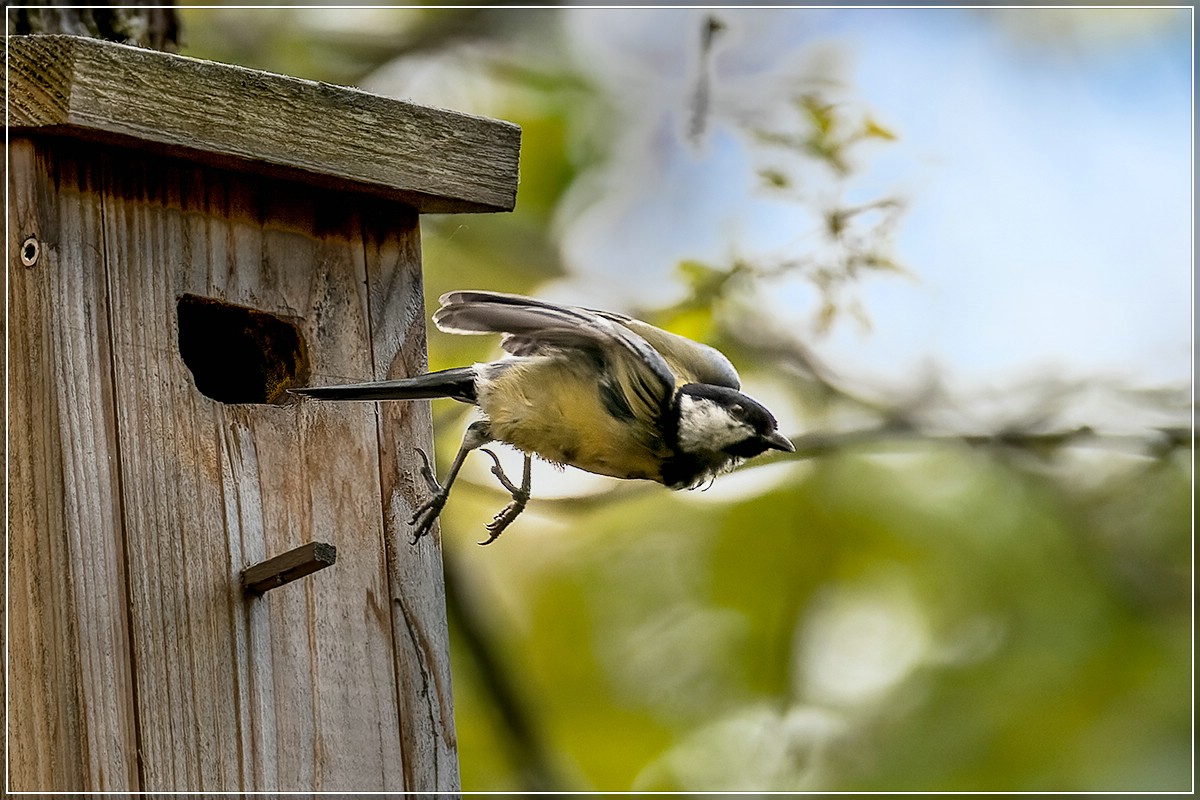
[6,35,521,214]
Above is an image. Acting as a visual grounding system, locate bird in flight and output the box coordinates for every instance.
[293,291,794,544]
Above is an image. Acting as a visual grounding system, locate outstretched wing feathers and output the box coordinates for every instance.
[612,317,741,390]
[434,292,678,410]
[435,290,740,389]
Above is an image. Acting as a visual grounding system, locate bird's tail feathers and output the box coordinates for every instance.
[291,367,477,403]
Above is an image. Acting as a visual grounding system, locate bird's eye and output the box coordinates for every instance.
[729,403,746,421]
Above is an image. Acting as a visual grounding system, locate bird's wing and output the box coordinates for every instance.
[434,291,677,415]
[593,312,741,390]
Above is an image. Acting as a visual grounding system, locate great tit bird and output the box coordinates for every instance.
[293,291,794,544]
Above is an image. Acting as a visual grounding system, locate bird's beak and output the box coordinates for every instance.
[763,430,795,453]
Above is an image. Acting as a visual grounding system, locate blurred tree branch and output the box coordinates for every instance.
[442,550,565,792]
[455,421,1191,517]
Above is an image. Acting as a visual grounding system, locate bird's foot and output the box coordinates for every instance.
[409,448,448,543]
[478,449,531,545]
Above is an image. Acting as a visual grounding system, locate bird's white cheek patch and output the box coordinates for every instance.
[677,395,749,453]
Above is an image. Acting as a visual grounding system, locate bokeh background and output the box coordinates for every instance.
[181,6,1191,792]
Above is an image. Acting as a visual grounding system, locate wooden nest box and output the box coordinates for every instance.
[4,35,521,792]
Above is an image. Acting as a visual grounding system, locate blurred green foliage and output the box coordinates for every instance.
[180,7,1192,792]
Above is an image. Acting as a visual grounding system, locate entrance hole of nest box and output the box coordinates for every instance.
[177,294,310,405]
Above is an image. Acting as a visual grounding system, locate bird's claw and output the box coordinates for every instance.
[478,449,530,546]
[482,448,522,494]
[479,501,525,545]
[414,448,442,493]
[409,497,447,544]
[409,448,447,543]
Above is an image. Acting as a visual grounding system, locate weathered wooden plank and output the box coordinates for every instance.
[362,207,462,791]
[240,186,404,792]
[95,139,412,790]
[6,137,141,791]
[1,140,5,794]
[6,34,521,214]
[96,144,245,790]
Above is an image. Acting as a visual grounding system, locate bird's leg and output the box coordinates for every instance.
[410,421,490,543]
[478,449,532,546]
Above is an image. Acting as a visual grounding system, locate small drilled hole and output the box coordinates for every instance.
[177,294,310,405]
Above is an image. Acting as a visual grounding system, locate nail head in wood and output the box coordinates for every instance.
[242,541,337,595]
[20,236,39,267]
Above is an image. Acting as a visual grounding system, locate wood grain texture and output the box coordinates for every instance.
[6,135,459,791]
[97,141,407,791]
[362,206,462,791]
[7,138,141,790]
[5,34,521,214]
[1,139,5,795]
